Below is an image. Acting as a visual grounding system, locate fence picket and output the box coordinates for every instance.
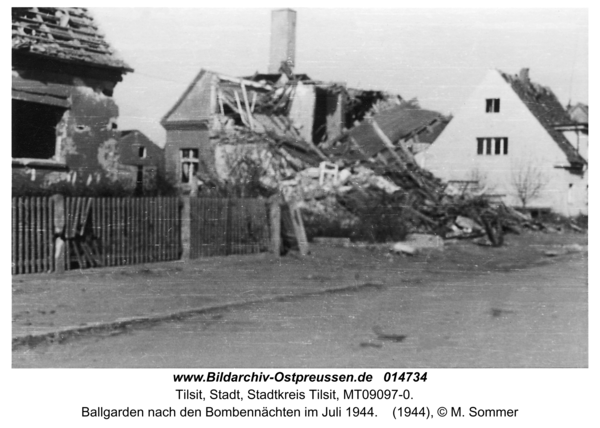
[48,198,54,272]
[42,198,47,272]
[13,195,271,275]
[12,199,17,274]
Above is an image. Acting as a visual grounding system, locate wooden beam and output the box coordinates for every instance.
[217,89,225,115]
[349,136,370,161]
[234,90,249,127]
[240,82,255,130]
[217,74,273,91]
[371,120,406,171]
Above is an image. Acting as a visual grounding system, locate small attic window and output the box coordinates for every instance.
[486,98,500,113]
[139,147,147,158]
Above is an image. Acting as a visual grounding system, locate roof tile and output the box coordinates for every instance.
[12,7,132,72]
[499,69,585,166]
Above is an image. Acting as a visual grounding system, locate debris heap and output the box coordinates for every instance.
[206,72,536,245]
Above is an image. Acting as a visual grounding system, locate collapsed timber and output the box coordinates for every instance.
[201,72,567,247]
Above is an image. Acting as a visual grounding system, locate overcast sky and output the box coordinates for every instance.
[89,7,588,147]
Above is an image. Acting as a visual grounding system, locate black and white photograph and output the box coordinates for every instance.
[7,6,595,424]
[10,5,589,370]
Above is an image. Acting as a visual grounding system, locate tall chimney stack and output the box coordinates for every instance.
[268,9,296,74]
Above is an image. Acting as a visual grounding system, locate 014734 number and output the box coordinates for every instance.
[383,372,427,382]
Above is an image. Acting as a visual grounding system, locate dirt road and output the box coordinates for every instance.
[13,233,587,368]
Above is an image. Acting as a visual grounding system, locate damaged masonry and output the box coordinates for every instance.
[12,7,163,196]
[159,9,546,247]
[162,62,531,246]
[11,8,588,375]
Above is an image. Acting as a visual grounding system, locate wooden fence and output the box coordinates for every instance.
[189,198,270,258]
[12,197,55,275]
[63,197,181,270]
[12,196,273,274]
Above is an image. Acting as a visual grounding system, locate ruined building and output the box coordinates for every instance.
[12,7,140,195]
[161,9,429,193]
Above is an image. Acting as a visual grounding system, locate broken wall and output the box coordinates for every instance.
[12,58,135,195]
[313,86,344,144]
[288,82,316,143]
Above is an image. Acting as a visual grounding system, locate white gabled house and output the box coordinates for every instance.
[417,68,587,216]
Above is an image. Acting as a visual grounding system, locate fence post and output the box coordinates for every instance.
[180,196,191,260]
[269,198,281,257]
[289,202,309,256]
[51,194,65,273]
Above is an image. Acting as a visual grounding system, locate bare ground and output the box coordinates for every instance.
[12,230,587,367]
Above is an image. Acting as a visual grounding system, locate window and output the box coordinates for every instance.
[12,99,66,159]
[485,98,500,113]
[476,137,508,155]
[180,149,199,183]
[494,138,502,154]
[138,147,147,158]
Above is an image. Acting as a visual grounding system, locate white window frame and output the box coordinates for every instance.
[477,137,508,155]
[180,149,199,184]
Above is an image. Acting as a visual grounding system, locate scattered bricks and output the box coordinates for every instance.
[405,233,444,251]
[455,215,482,232]
[390,242,417,255]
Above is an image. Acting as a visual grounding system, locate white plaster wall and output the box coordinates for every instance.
[420,70,587,216]
[288,82,316,143]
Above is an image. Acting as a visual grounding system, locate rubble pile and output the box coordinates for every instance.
[206,73,546,246]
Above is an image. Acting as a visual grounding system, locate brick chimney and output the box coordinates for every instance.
[519,68,530,83]
[268,9,296,74]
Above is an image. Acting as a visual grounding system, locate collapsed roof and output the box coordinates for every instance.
[324,105,445,164]
[499,69,585,167]
[163,67,445,166]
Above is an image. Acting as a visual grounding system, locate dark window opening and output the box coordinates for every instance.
[486,138,492,154]
[139,147,147,158]
[477,138,484,155]
[503,138,508,154]
[12,99,66,159]
[485,98,500,113]
[313,87,340,144]
[494,138,502,154]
